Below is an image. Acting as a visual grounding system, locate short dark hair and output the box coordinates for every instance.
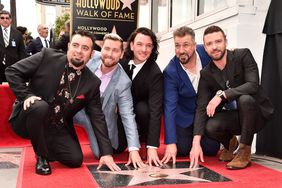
[203,25,226,39]
[16,26,27,35]
[71,30,96,51]
[124,27,159,62]
[0,10,11,18]
[173,26,195,41]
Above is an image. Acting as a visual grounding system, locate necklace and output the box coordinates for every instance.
[66,67,82,104]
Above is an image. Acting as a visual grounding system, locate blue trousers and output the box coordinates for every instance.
[176,125,220,156]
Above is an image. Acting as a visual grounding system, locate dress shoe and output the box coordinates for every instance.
[226,144,251,170]
[219,135,239,162]
[36,156,51,175]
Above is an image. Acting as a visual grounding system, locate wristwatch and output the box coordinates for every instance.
[216,90,225,100]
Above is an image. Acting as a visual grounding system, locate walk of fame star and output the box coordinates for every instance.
[87,162,231,187]
[120,0,135,10]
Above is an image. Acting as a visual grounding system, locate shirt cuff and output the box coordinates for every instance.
[128,147,139,152]
[146,145,158,149]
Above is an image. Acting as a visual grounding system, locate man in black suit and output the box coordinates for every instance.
[0,10,26,84]
[26,24,49,55]
[189,26,274,170]
[120,27,163,166]
[5,30,121,175]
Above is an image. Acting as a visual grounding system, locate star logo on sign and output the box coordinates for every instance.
[120,0,135,10]
[97,165,209,186]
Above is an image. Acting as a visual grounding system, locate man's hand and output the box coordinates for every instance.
[147,147,162,166]
[206,95,222,117]
[23,96,41,110]
[97,155,121,171]
[125,150,146,169]
[189,136,204,169]
[161,144,177,164]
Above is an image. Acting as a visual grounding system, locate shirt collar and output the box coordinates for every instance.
[128,59,146,69]
[1,25,10,32]
[179,52,202,74]
[96,63,117,78]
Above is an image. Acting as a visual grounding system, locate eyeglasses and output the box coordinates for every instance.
[0,17,10,20]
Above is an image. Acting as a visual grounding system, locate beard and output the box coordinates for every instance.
[101,56,118,68]
[179,51,194,65]
[211,49,226,61]
[71,58,84,68]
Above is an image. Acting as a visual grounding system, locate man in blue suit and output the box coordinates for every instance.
[74,33,145,169]
[161,26,220,164]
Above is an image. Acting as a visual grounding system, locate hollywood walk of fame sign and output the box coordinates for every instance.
[71,0,139,41]
[87,162,231,187]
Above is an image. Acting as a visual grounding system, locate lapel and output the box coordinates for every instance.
[48,56,68,102]
[208,61,226,90]
[174,56,196,94]
[85,58,120,109]
[36,37,43,49]
[208,50,237,90]
[224,50,237,88]
[0,29,4,47]
[102,66,120,109]
[123,60,131,77]
[132,59,150,84]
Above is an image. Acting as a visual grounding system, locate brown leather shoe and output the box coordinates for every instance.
[226,144,251,170]
[219,136,239,162]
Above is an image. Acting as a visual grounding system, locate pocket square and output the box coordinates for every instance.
[76,94,85,99]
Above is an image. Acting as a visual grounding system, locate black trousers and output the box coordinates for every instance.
[10,100,83,167]
[114,114,128,154]
[134,101,151,144]
[0,63,6,84]
[205,95,266,149]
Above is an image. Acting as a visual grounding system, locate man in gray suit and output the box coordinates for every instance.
[74,33,145,169]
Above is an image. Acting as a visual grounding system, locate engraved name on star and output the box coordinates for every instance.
[120,0,135,10]
[97,165,210,186]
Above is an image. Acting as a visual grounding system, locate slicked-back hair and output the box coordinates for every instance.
[173,26,195,41]
[203,25,226,40]
[71,30,96,51]
[124,27,159,62]
[0,10,11,18]
[103,33,124,51]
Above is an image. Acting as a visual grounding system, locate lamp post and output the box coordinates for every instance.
[10,0,17,27]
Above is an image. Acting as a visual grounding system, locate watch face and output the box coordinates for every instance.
[216,90,223,96]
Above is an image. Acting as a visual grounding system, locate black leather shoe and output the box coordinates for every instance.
[36,156,51,175]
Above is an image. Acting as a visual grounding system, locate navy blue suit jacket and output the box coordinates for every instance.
[163,45,211,144]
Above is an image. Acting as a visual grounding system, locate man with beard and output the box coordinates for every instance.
[5,30,121,175]
[189,25,273,170]
[74,33,146,169]
[161,26,220,164]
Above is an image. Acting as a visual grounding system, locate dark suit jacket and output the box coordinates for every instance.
[120,59,163,147]
[194,49,274,136]
[26,37,44,55]
[163,45,211,144]
[0,27,27,82]
[263,0,282,35]
[5,48,113,156]
[53,34,69,53]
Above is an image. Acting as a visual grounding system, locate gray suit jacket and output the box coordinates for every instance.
[75,57,140,150]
